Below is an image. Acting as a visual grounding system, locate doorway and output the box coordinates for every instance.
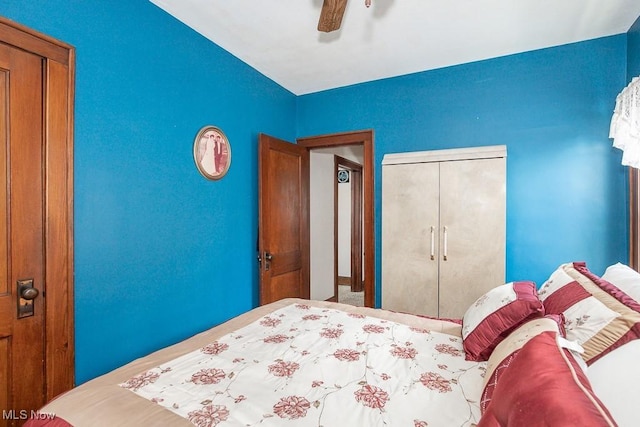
[309,149,364,306]
[336,156,363,305]
[298,130,374,307]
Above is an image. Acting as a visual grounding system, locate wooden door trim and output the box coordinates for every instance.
[0,17,71,65]
[0,16,75,400]
[297,130,374,307]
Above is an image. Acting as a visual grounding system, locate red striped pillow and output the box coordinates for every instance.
[462,281,544,361]
[478,330,616,427]
[538,262,640,364]
[480,316,566,413]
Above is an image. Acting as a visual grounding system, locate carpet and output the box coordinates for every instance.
[338,285,364,307]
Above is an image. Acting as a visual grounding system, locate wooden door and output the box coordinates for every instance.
[0,42,46,422]
[381,161,440,316]
[258,134,310,304]
[0,18,74,425]
[438,158,506,318]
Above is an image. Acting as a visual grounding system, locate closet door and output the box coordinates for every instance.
[438,158,506,318]
[382,162,439,316]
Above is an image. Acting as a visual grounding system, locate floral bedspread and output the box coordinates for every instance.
[121,303,486,427]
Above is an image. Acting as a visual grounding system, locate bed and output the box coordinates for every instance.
[26,262,640,427]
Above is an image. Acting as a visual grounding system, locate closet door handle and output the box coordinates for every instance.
[430,226,435,260]
[443,226,448,261]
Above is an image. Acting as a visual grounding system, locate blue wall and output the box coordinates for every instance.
[297,36,629,305]
[1,0,634,384]
[0,0,296,384]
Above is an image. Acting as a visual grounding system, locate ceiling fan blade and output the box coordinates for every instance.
[318,0,348,32]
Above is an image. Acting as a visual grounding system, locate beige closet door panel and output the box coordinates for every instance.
[438,158,506,318]
[382,162,439,316]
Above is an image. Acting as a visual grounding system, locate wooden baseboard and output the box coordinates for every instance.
[325,295,337,302]
[338,276,350,286]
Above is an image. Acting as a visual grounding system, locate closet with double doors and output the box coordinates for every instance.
[381,146,506,318]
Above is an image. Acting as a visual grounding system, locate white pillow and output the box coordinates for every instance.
[587,340,640,427]
[602,263,640,304]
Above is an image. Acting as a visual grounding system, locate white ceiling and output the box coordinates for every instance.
[150,0,640,95]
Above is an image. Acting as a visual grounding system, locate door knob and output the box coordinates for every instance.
[20,286,39,300]
[264,252,273,271]
[17,279,38,318]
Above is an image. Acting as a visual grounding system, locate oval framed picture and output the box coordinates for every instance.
[193,125,231,180]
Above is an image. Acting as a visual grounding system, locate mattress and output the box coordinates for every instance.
[30,299,486,427]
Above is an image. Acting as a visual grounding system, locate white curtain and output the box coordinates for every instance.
[611,76,640,168]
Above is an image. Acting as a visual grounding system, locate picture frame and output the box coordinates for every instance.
[193,125,231,180]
